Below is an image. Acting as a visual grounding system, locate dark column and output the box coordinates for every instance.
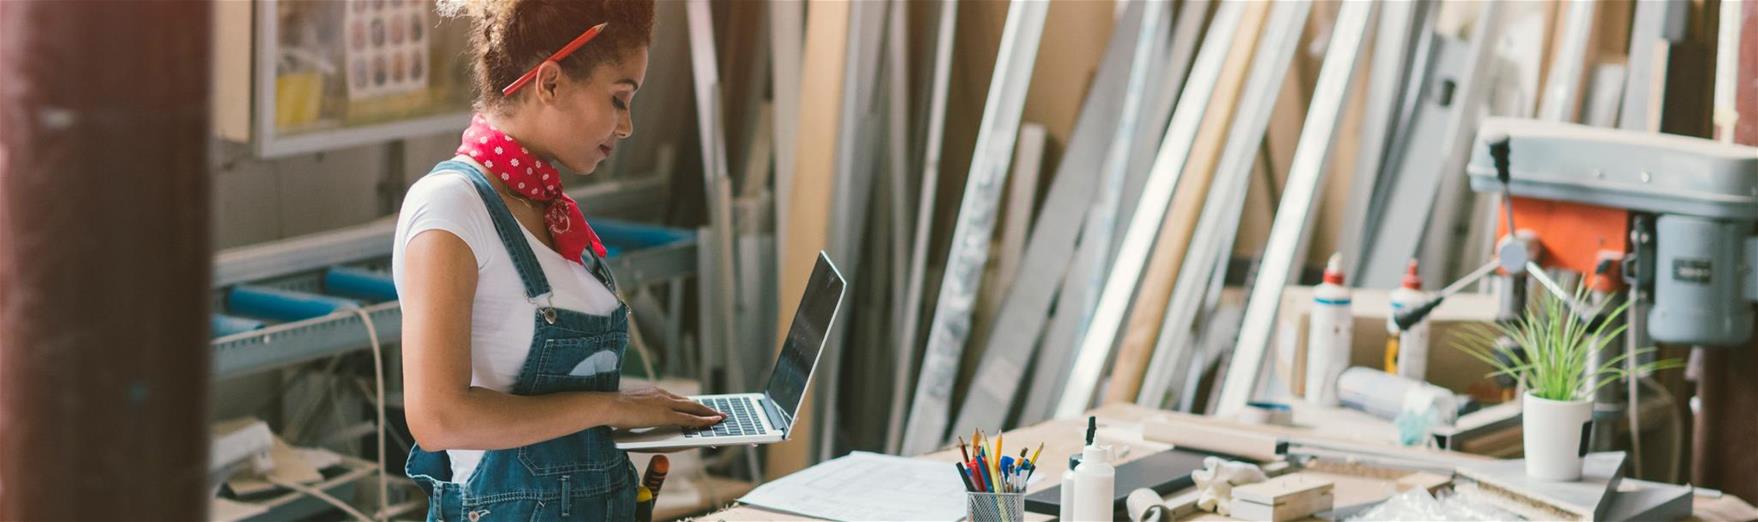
[0,0,212,519]
[1691,0,1758,503]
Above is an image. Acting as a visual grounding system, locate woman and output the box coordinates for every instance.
[395,1,721,520]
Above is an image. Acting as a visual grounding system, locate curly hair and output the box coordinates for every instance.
[438,0,656,113]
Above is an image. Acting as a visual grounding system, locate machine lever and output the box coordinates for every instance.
[1392,259,1501,331]
[1524,262,1601,318]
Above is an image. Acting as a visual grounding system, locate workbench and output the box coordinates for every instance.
[697,403,1758,521]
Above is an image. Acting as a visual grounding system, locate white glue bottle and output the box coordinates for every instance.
[1060,455,1079,521]
[1305,253,1352,406]
[1071,445,1115,522]
[1387,259,1431,381]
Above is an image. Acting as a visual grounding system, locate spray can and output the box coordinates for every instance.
[1386,260,1431,381]
[1305,254,1352,406]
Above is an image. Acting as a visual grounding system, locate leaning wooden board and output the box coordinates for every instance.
[1104,1,1272,404]
[770,0,851,479]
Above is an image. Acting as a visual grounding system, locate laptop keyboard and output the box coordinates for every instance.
[683,396,766,439]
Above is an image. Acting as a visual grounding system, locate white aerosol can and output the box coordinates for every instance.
[1305,254,1352,406]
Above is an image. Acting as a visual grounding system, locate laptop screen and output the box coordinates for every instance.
[763,253,845,432]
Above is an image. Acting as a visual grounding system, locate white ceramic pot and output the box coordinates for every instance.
[1522,393,1593,481]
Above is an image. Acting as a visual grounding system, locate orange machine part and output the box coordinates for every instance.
[1494,196,1630,290]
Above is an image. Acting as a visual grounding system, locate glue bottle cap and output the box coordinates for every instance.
[1322,253,1344,285]
[1402,259,1422,290]
[1082,444,1110,465]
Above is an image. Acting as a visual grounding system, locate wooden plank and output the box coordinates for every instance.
[1217,0,1379,416]
[983,122,1047,328]
[948,1,1156,440]
[885,0,957,455]
[770,0,851,479]
[1135,2,1313,408]
[1103,1,1272,405]
[899,0,1049,456]
[1539,0,1596,123]
[1040,0,1245,421]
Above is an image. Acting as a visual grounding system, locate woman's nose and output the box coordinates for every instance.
[616,110,634,140]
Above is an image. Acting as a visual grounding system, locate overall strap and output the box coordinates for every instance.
[584,250,620,295]
[434,160,552,301]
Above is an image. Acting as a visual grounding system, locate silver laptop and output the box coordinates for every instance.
[614,252,846,450]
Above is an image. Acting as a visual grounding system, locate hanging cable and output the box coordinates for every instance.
[348,308,391,520]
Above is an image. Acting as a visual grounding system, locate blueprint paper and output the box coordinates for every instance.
[738,451,966,521]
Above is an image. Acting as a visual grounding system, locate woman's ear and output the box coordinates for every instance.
[534,61,565,105]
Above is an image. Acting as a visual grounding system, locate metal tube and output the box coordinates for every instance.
[0,0,212,517]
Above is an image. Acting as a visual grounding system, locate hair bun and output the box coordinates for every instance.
[436,0,514,21]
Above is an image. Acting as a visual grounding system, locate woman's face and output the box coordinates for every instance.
[523,47,649,175]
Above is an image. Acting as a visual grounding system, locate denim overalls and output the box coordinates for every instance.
[406,160,636,521]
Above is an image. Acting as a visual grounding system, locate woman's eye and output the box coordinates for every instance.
[612,97,628,110]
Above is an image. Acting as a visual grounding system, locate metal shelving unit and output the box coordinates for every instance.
[210,175,692,381]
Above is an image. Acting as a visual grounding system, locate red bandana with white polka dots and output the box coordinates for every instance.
[457,114,607,263]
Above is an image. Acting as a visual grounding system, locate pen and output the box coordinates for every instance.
[977,454,994,493]
[955,462,977,492]
[1001,455,1014,478]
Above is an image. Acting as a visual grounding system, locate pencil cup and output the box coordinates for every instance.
[965,492,1024,522]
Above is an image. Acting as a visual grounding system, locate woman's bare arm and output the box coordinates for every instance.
[399,230,721,451]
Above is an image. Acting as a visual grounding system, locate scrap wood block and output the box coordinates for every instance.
[1229,491,1333,522]
[1229,473,1335,522]
[1392,471,1453,494]
[1141,416,1284,462]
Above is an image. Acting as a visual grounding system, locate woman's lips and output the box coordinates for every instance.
[598,144,612,157]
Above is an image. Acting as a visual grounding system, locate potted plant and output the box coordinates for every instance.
[1458,285,1680,481]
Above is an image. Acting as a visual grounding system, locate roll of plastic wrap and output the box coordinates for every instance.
[210,314,265,338]
[323,266,399,302]
[227,285,360,322]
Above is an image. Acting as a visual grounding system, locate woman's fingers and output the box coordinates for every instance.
[665,395,720,416]
[672,411,722,428]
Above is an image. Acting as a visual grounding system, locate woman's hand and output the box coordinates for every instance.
[608,386,725,429]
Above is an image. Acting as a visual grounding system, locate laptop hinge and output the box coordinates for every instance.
[762,394,790,434]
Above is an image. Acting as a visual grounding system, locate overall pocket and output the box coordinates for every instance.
[526,336,628,392]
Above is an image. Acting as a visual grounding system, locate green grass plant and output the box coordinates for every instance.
[1457,283,1681,402]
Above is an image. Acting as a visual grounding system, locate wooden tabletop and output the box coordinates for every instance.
[693,403,1757,521]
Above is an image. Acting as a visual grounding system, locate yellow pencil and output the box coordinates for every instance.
[1029,442,1044,467]
[992,434,1004,482]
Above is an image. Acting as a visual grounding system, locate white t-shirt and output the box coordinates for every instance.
[391,156,620,483]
